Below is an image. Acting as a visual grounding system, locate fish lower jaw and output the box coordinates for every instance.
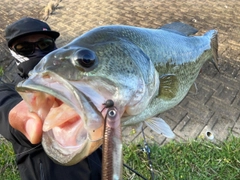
[42,131,88,165]
[52,135,86,152]
[42,128,102,165]
[42,124,87,152]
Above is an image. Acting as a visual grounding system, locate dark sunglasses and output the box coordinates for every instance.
[13,38,55,56]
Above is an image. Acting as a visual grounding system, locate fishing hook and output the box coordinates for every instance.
[101,99,116,133]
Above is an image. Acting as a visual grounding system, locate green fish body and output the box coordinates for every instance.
[16,22,218,165]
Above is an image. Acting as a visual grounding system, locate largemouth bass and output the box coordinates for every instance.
[16,22,218,167]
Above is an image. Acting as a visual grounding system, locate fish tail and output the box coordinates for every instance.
[206,30,220,72]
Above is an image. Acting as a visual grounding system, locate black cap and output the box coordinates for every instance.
[5,17,60,47]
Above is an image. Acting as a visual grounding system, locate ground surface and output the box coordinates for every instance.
[0,0,240,145]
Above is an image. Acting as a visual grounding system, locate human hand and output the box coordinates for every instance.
[8,100,43,144]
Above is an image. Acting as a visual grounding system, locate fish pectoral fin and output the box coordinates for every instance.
[158,74,178,100]
[159,22,198,36]
[145,117,175,138]
[189,82,198,94]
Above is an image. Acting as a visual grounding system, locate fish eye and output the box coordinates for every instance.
[72,49,98,71]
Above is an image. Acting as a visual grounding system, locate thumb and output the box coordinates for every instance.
[25,113,43,144]
[9,100,43,144]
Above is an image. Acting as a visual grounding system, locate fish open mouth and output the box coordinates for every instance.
[41,97,86,148]
[16,72,104,165]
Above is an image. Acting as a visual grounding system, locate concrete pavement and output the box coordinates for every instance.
[0,0,240,146]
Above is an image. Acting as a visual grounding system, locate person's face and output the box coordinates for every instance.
[11,34,55,57]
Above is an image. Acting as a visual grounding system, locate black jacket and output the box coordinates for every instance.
[0,82,102,180]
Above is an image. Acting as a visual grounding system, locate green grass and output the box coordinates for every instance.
[123,136,240,180]
[0,66,4,76]
[0,139,19,180]
[1,136,240,180]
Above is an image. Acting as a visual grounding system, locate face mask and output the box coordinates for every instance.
[10,47,56,78]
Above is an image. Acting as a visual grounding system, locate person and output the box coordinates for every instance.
[0,17,102,180]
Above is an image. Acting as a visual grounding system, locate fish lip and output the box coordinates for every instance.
[16,71,103,164]
[16,71,101,126]
[16,72,82,112]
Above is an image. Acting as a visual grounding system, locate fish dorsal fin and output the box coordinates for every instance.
[160,22,198,36]
[158,74,178,100]
[145,117,175,138]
